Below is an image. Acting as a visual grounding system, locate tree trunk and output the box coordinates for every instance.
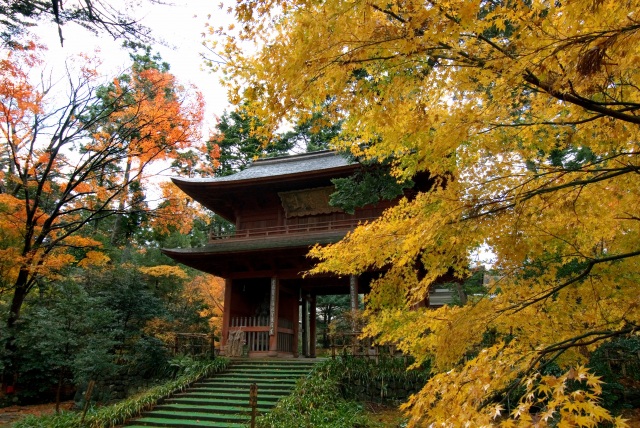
[7,277,28,329]
[55,368,63,413]
[3,270,30,388]
[111,158,131,246]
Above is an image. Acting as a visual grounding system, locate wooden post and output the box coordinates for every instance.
[350,275,359,355]
[301,295,308,357]
[268,277,280,357]
[80,380,96,423]
[292,289,300,357]
[349,275,359,313]
[309,293,317,358]
[249,383,258,428]
[350,275,359,331]
[221,279,232,353]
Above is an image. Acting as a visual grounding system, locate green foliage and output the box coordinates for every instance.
[277,110,342,152]
[212,106,294,177]
[316,295,351,348]
[14,281,119,401]
[442,269,487,306]
[256,360,370,428]
[330,156,413,214]
[324,356,431,401]
[258,357,429,428]
[13,357,230,428]
[588,336,640,413]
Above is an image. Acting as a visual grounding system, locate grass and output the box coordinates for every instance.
[13,357,229,428]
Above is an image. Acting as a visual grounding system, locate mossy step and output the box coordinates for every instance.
[218,369,305,375]
[173,391,287,401]
[207,378,298,384]
[123,359,320,428]
[220,369,310,376]
[155,403,270,414]
[227,364,314,370]
[230,358,321,364]
[165,400,275,409]
[177,390,291,399]
[227,367,313,373]
[200,376,299,388]
[167,396,282,406]
[128,417,247,428]
[142,410,251,423]
[125,425,168,428]
[211,374,301,381]
[197,379,297,387]
[188,385,294,394]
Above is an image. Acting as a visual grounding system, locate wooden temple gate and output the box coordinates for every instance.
[162,151,436,358]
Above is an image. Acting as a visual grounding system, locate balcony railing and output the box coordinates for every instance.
[228,316,295,353]
[210,217,376,242]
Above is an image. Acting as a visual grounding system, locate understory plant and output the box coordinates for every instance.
[256,360,370,428]
[14,357,229,428]
[257,356,426,428]
[324,355,431,401]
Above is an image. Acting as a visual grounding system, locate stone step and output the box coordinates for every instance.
[128,417,247,428]
[172,391,287,401]
[125,359,319,427]
[186,385,294,394]
[166,395,282,406]
[142,410,252,423]
[159,400,275,414]
[154,403,269,414]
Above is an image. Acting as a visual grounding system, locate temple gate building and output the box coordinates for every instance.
[163,150,452,358]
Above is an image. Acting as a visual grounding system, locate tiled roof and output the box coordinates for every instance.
[176,150,353,184]
[162,230,349,256]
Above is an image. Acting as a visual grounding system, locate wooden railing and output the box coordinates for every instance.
[210,217,377,242]
[329,331,400,360]
[172,333,217,357]
[229,316,295,353]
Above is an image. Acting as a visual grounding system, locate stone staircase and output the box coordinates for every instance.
[126,359,319,428]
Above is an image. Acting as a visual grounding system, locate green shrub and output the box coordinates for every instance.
[324,355,430,401]
[13,357,229,428]
[588,335,640,413]
[257,357,426,428]
[256,361,370,428]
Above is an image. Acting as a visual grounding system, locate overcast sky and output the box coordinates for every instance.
[34,0,233,137]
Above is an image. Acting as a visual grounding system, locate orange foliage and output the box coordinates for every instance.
[0,44,205,326]
[150,182,211,236]
[189,274,225,332]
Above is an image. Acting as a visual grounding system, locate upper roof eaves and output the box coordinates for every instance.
[175,150,354,184]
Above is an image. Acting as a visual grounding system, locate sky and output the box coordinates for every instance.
[23,1,237,203]
[34,0,234,137]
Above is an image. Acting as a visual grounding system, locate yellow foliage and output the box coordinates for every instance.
[184,274,225,331]
[61,235,102,248]
[139,265,189,280]
[213,0,640,425]
[77,250,110,268]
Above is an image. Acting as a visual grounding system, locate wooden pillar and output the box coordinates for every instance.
[350,275,359,331]
[221,278,233,352]
[268,277,280,357]
[292,289,300,358]
[309,293,317,358]
[301,294,308,357]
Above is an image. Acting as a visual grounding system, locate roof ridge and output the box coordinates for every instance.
[251,150,339,166]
